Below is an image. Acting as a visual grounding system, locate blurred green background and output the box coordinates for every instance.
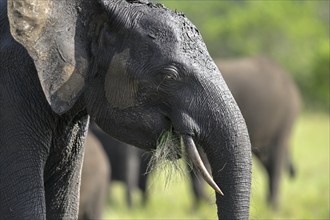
[104,0,329,219]
[160,0,329,111]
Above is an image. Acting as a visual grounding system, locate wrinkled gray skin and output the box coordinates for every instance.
[1,0,252,219]
[90,122,151,208]
[79,131,110,220]
[219,57,300,209]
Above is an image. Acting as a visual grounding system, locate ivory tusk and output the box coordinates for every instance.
[182,135,224,196]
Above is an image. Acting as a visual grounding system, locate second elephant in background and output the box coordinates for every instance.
[79,131,111,220]
[191,57,300,209]
[190,56,301,210]
[219,56,301,209]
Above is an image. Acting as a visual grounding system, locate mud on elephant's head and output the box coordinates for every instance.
[8,0,252,218]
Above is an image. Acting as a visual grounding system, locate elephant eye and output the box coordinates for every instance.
[162,66,179,80]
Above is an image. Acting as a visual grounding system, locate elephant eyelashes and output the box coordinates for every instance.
[147,33,156,39]
[162,66,180,80]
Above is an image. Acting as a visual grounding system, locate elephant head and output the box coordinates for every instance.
[8,0,252,218]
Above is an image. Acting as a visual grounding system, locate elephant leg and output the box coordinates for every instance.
[288,158,296,178]
[125,184,133,208]
[125,147,140,208]
[265,159,281,210]
[83,181,109,220]
[0,153,46,219]
[139,153,151,206]
[0,119,51,219]
[0,151,47,219]
[44,113,89,219]
[140,181,149,207]
[267,115,297,210]
[265,134,288,210]
[187,149,211,209]
[285,147,296,179]
[188,168,205,209]
[137,170,149,207]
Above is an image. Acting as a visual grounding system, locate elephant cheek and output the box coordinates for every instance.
[104,49,138,109]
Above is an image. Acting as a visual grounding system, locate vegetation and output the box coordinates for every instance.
[156,0,329,111]
[103,112,329,219]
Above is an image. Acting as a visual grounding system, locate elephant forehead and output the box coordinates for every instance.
[105,49,138,109]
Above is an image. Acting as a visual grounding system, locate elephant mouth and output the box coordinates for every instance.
[153,124,224,196]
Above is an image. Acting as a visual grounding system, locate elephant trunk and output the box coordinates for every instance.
[205,121,252,219]
[204,87,251,219]
[175,76,252,219]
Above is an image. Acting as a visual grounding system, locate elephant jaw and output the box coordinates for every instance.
[181,135,224,196]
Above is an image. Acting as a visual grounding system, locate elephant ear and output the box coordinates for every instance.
[8,0,131,114]
[7,0,92,114]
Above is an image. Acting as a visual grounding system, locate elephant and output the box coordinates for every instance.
[89,122,151,208]
[188,57,301,210]
[1,0,252,219]
[79,131,110,220]
[218,57,301,209]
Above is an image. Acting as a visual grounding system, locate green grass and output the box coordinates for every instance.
[103,112,330,219]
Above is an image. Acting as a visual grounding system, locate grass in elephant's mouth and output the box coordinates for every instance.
[147,129,185,187]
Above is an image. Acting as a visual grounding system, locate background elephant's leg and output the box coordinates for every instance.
[267,117,297,210]
[265,157,281,210]
[284,120,298,179]
[139,177,149,206]
[79,174,109,220]
[265,136,288,210]
[125,147,140,208]
[188,168,206,209]
[44,113,89,219]
[139,152,151,206]
[125,183,133,208]
[79,131,110,220]
[285,148,297,178]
